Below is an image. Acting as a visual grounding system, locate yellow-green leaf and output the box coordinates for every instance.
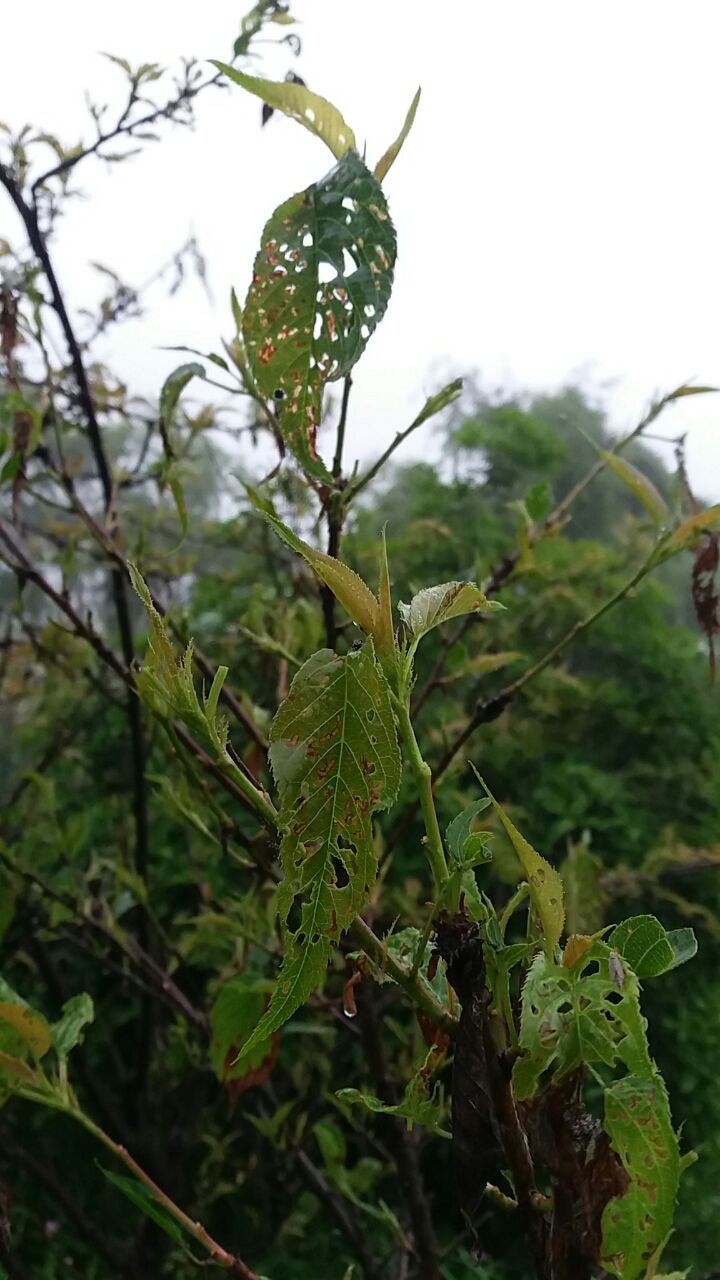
[667,504,720,551]
[264,512,380,636]
[211,63,356,159]
[399,581,504,641]
[600,451,667,522]
[471,768,564,952]
[0,1001,52,1058]
[374,87,421,182]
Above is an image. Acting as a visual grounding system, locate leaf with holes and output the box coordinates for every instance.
[243,150,396,480]
[337,1078,450,1139]
[600,1075,680,1280]
[513,941,652,1100]
[470,769,564,953]
[237,641,401,1060]
[211,64,356,160]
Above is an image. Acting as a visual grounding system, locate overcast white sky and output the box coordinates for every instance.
[3,1,720,493]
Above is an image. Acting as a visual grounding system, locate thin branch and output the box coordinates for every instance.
[332,375,352,480]
[69,1109,260,1279]
[432,546,661,783]
[0,162,150,890]
[410,388,687,721]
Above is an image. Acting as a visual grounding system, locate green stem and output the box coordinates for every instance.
[394,696,449,895]
[352,917,457,1038]
[499,882,529,938]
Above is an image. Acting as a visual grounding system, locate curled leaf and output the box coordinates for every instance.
[211,63,356,159]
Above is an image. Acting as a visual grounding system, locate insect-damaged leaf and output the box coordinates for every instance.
[374,87,421,182]
[337,1076,450,1139]
[470,768,564,953]
[600,1075,680,1280]
[238,641,400,1060]
[399,582,503,642]
[211,64,357,160]
[243,150,396,480]
[513,942,652,1101]
[600,451,668,523]
[263,511,380,636]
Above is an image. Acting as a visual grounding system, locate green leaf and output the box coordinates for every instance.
[600,451,667,523]
[445,799,491,864]
[211,63,356,160]
[127,565,229,756]
[559,840,607,935]
[609,916,675,978]
[609,915,697,978]
[664,928,697,971]
[210,975,276,1083]
[399,582,503,641]
[374,87,421,181]
[263,512,380,636]
[0,452,22,483]
[525,479,552,522]
[470,769,564,954]
[337,1071,450,1139]
[243,150,396,480]
[98,1167,186,1245]
[666,383,717,399]
[239,641,401,1059]
[461,831,493,867]
[600,1075,680,1280]
[314,1118,346,1166]
[159,362,205,430]
[410,377,464,429]
[513,941,652,1100]
[51,994,94,1059]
